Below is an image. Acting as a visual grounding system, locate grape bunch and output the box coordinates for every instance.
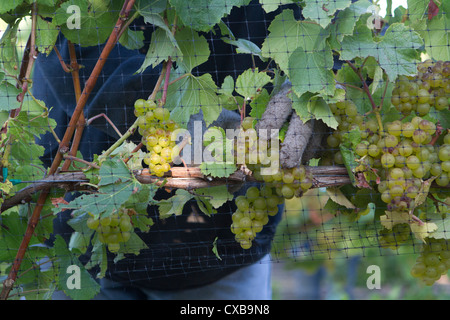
[239,117,314,200]
[87,208,134,253]
[391,60,449,116]
[230,117,315,249]
[230,185,283,249]
[134,98,180,177]
[353,116,448,213]
[410,238,450,286]
[324,100,363,166]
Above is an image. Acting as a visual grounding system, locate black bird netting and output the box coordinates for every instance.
[0,0,449,301]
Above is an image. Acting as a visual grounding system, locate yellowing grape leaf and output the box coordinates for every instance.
[326,187,356,209]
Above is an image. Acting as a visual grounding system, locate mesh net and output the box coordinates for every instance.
[0,0,449,300]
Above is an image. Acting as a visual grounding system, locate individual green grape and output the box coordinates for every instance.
[242,117,254,130]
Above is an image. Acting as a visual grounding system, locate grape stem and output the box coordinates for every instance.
[63,154,101,169]
[160,58,173,106]
[87,113,123,138]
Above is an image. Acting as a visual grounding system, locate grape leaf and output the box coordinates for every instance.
[249,88,270,119]
[165,73,221,127]
[259,0,294,13]
[326,0,373,43]
[199,161,237,178]
[131,214,154,233]
[194,185,233,209]
[0,21,20,77]
[136,28,179,72]
[0,81,21,111]
[0,0,25,14]
[169,0,251,32]
[67,212,95,254]
[261,9,329,77]
[98,158,132,186]
[426,212,450,240]
[0,208,42,261]
[407,0,428,20]
[235,68,271,101]
[53,0,119,47]
[158,189,194,219]
[340,22,423,81]
[134,0,167,14]
[221,37,264,60]
[415,14,450,61]
[410,221,438,243]
[35,16,59,56]
[288,44,335,97]
[298,94,339,129]
[54,235,100,300]
[326,187,356,209]
[174,27,210,72]
[110,141,146,170]
[212,237,222,260]
[380,210,411,229]
[118,28,145,50]
[117,232,148,256]
[58,180,142,219]
[302,0,352,28]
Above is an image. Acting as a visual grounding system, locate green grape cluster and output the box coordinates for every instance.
[260,165,313,199]
[354,116,448,212]
[378,223,412,250]
[325,100,362,166]
[239,117,314,200]
[411,238,450,286]
[391,60,449,116]
[134,98,180,177]
[87,208,134,253]
[230,185,283,249]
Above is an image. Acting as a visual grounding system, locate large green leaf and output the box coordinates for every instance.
[235,68,271,101]
[54,236,101,300]
[158,189,194,219]
[0,21,20,77]
[165,73,221,127]
[137,28,179,72]
[36,16,60,56]
[326,0,373,44]
[53,0,119,47]
[416,15,450,61]
[0,0,25,14]
[340,22,423,81]
[288,43,335,97]
[174,28,210,72]
[169,0,251,32]
[261,9,329,77]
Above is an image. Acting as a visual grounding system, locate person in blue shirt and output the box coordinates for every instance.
[33,1,303,300]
